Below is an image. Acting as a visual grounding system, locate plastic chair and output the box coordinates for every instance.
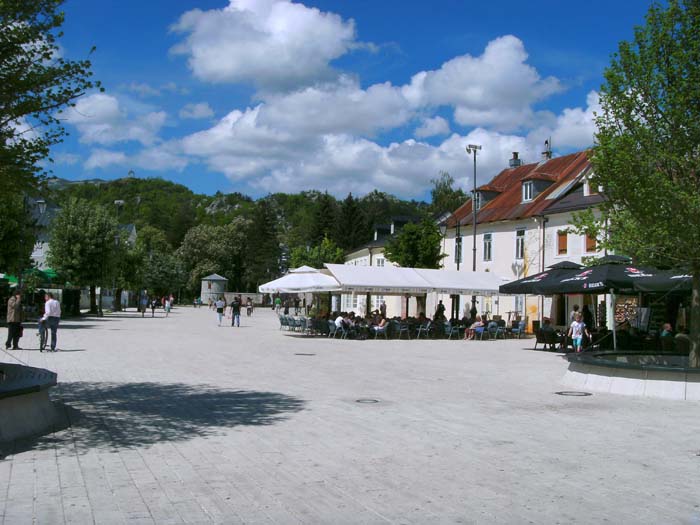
[415,321,432,339]
[373,323,388,339]
[444,322,460,339]
[510,320,526,339]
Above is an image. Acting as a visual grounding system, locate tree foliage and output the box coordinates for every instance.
[47,198,117,311]
[583,0,700,364]
[0,0,100,190]
[384,218,445,269]
[429,171,467,215]
[289,236,345,269]
[335,193,368,251]
[0,194,34,273]
[244,199,281,289]
[177,219,249,292]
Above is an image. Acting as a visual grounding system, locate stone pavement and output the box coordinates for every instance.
[1,307,700,524]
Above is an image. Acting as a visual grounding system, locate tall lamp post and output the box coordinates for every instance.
[466,144,481,318]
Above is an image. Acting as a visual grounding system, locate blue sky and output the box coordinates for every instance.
[51,0,654,199]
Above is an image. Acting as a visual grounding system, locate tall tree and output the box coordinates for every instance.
[335,193,368,251]
[582,0,700,365]
[429,171,467,215]
[289,236,345,269]
[177,219,249,292]
[309,192,338,245]
[47,198,117,313]
[0,0,100,272]
[244,199,281,289]
[384,218,445,269]
[0,195,34,273]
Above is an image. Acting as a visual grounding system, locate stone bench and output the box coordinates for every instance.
[0,363,60,443]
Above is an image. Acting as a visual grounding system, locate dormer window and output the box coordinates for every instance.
[522,181,534,202]
[473,192,481,210]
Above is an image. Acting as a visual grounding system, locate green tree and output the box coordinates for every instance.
[384,218,445,269]
[0,195,34,273]
[244,199,281,289]
[582,0,700,365]
[47,198,117,313]
[289,236,345,269]
[177,219,248,292]
[0,0,100,272]
[429,171,467,215]
[309,192,338,245]
[334,193,368,251]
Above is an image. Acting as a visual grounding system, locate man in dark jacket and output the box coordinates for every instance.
[5,290,22,350]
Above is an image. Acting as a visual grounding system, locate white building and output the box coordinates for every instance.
[200,274,228,304]
[442,150,605,329]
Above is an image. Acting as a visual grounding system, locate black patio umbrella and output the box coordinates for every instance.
[499,262,581,295]
[534,262,661,295]
[630,270,692,293]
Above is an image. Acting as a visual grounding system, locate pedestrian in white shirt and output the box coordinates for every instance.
[215,297,225,326]
[42,292,61,352]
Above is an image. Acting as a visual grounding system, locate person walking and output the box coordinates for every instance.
[568,312,590,353]
[5,289,23,350]
[165,297,172,317]
[231,296,241,327]
[150,297,157,318]
[140,294,148,318]
[215,296,225,326]
[41,292,61,352]
[246,297,253,317]
[274,296,282,314]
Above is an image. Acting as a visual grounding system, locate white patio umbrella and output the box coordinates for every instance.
[258,269,341,293]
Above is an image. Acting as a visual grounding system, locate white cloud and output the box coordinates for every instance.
[179,102,215,119]
[547,90,600,149]
[63,93,167,146]
[84,143,187,172]
[84,149,128,170]
[125,82,161,98]
[402,35,562,131]
[53,153,80,165]
[414,116,450,138]
[170,0,360,90]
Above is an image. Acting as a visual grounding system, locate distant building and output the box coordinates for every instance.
[200,274,228,303]
[28,197,60,269]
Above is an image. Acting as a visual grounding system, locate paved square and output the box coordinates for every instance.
[2,307,700,524]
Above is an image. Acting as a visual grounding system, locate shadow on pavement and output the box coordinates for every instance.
[8,382,305,455]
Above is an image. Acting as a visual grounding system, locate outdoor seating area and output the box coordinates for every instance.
[277,313,531,341]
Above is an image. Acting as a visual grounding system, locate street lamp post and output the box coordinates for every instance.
[466,144,481,318]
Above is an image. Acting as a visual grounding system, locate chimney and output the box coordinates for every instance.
[541,139,553,162]
[509,152,522,168]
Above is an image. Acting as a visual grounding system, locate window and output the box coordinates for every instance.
[454,236,462,264]
[376,258,385,267]
[483,233,492,261]
[585,234,597,253]
[522,181,534,202]
[473,192,481,210]
[557,231,568,255]
[515,229,525,259]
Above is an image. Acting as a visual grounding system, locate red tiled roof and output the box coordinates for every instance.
[447,150,593,228]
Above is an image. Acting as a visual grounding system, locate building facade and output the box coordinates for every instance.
[442,150,605,328]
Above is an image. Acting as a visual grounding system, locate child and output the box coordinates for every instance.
[568,312,590,353]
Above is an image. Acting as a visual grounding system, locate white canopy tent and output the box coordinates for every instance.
[258,267,341,294]
[413,268,506,296]
[323,264,505,296]
[323,264,431,294]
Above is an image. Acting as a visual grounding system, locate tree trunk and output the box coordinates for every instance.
[689,271,700,368]
[114,287,122,311]
[89,284,97,314]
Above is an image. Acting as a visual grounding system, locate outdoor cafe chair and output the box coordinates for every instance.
[373,323,388,339]
[415,321,432,339]
[510,320,526,339]
[396,320,411,340]
[444,321,460,340]
[486,321,506,340]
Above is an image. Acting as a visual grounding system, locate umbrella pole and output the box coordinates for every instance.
[611,291,617,350]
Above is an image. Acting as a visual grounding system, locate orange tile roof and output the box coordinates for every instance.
[447,150,593,228]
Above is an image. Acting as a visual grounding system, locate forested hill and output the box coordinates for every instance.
[48,176,436,251]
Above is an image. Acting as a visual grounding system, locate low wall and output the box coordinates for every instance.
[562,352,700,401]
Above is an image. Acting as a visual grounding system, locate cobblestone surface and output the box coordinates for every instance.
[2,307,700,524]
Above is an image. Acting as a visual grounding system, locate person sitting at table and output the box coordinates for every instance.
[464,315,484,340]
[540,318,561,350]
